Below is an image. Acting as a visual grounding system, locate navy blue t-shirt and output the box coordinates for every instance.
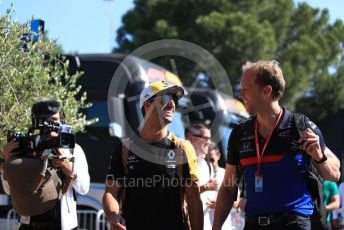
[227,109,326,216]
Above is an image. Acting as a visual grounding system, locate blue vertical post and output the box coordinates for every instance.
[21,19,45,51]
[30,19,45,42]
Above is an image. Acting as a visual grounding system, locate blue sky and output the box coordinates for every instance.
[0,0,342,54]
[0,0,135,53]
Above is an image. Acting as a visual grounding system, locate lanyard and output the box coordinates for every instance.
[254,109,283,173]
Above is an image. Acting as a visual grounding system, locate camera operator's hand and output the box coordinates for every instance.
[52,148,73,177]
[2,140,19,161]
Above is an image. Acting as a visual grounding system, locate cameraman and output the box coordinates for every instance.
[1,99,90,230]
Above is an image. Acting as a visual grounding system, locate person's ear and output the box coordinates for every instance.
[216,152,221,160]
[143,101,156,118]
[185,133,193,141]
[263,85,273,98]
[143,101,150,113]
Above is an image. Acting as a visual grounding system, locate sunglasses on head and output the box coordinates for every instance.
[148,94,179,106]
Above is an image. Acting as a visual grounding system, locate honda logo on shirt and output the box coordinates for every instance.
[243,142,251,150]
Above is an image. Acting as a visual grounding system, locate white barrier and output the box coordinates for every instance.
[77,209,109,230]
[6,208,19,230]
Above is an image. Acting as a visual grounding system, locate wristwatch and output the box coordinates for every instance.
[314,151,328,164]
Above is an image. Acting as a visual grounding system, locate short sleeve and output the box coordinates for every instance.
[181,140,199,182]
[226,125,241,165]
[330,181,339,196]
[306,119,326,151]
[72,144,90,195]
[106,138,124,181]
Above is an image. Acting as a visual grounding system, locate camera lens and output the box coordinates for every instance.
[61,136,68,147]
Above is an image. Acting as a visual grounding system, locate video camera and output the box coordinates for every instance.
[7,118,75,155]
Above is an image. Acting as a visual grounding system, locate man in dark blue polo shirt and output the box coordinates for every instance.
[213,60,340,230]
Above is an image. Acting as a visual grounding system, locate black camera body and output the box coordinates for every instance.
[7,119,75,156]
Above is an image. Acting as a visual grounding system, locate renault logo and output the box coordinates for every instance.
[167,150,176,159]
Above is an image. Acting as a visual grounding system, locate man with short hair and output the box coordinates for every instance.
[103,80,203,230]
[2,99,90,230]
[213,60,340,229]
[185,123,217,194]
[185,124,220,230]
